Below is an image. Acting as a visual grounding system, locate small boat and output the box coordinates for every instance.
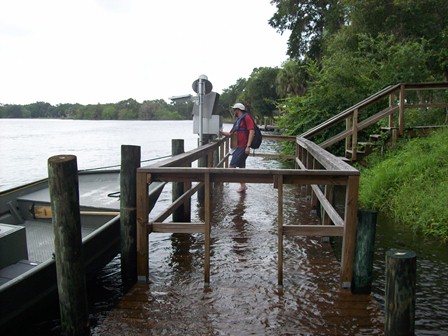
[0,169,165,330]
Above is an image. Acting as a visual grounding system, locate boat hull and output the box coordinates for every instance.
[0,170,165,331]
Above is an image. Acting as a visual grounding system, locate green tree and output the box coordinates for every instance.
[344,0,448,79]
[275,59,309,98]
[138,99,179,120]
[79,105,99,119]
[102,105,118,119]
[4,105,24,118]
[115,98,139,120]
[219,78,247,115]
[170,100,194,120]
[240,67,280,119]
[269,0,345,60]
[26,102,53,118]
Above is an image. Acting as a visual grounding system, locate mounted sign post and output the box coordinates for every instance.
[192,75,219,145]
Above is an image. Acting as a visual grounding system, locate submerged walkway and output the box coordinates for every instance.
[92,158,383,335]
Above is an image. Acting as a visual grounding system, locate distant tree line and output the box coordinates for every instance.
[0,98,195,120]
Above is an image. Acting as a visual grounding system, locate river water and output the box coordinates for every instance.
[1,119,447,335]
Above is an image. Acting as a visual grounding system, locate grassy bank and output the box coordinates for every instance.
[358,128,448,241]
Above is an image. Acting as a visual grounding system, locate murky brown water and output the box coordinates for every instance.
[372,214,448,334]
[86,157,383,335]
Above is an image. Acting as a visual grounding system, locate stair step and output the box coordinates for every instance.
[358,141,379,148]
[381,126,398,131]
[369,134,382,141]
[345,149,365,155]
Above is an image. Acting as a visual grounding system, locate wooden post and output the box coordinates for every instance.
[385,249,416,336]
[310,158,318,208]
[345,116,352,156]
[295,141,299,169]
[48,155,89,336]
[172,140,185,222]
[224,137,230,168]
[136,170,149,282]
[219,139,225,167]
[120,145,140,287]
[322,185,334,226]
[305,151,312,196]
[210,135,219,167]
[340,175,359,288]
[352,109,359,161]
[197,135,209,204]
[391,128,398,147]
[389,92,395,128]
[213,143,219,167]
[399,84,405,136]
[277,174,284,287]
[204,172,211,286]
[352,209,377,294]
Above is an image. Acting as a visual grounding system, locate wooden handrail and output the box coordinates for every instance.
[319,105,399,148]
[145,139,224,168]
[299,84,401,139]
[297,137,358,171]
[299,82,448,151]
[136,134,360,289]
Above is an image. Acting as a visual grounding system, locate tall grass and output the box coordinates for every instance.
[358,128,448,241]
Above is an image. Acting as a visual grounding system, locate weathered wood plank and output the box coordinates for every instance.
[204,173,211,286]
[310,184,344,227]
[151,223,205,234]
[152,182,203,223]
[277,174,284,287]
[48,155,89,335]
[340,175,359,288]
[283,225,344,236]
[120,145,141,286]
[297,138,359,172]
[136,171,149,282]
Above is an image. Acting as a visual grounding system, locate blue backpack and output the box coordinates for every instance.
[232,113,262,149]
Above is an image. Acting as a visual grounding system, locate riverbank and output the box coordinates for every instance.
[358,128,448,241]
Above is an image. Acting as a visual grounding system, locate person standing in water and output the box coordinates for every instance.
[220,103,255,193]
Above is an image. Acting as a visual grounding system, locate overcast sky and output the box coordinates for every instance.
[0,0,290,105]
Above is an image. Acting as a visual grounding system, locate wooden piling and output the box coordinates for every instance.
[385,249,416,336]
[120,145,141,287]
[48,155,89,336]
[277,174,284,287]
[172,140,185,222]
[351,209,377,294]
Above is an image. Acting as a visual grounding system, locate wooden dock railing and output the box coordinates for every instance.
[300,82,448,161]
[136,134,360,289]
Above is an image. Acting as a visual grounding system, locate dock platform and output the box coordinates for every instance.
[91,174,384,335]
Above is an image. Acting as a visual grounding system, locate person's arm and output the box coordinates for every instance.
[220,130,232,137]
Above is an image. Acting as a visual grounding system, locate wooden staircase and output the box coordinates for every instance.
[299,82,448,162]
